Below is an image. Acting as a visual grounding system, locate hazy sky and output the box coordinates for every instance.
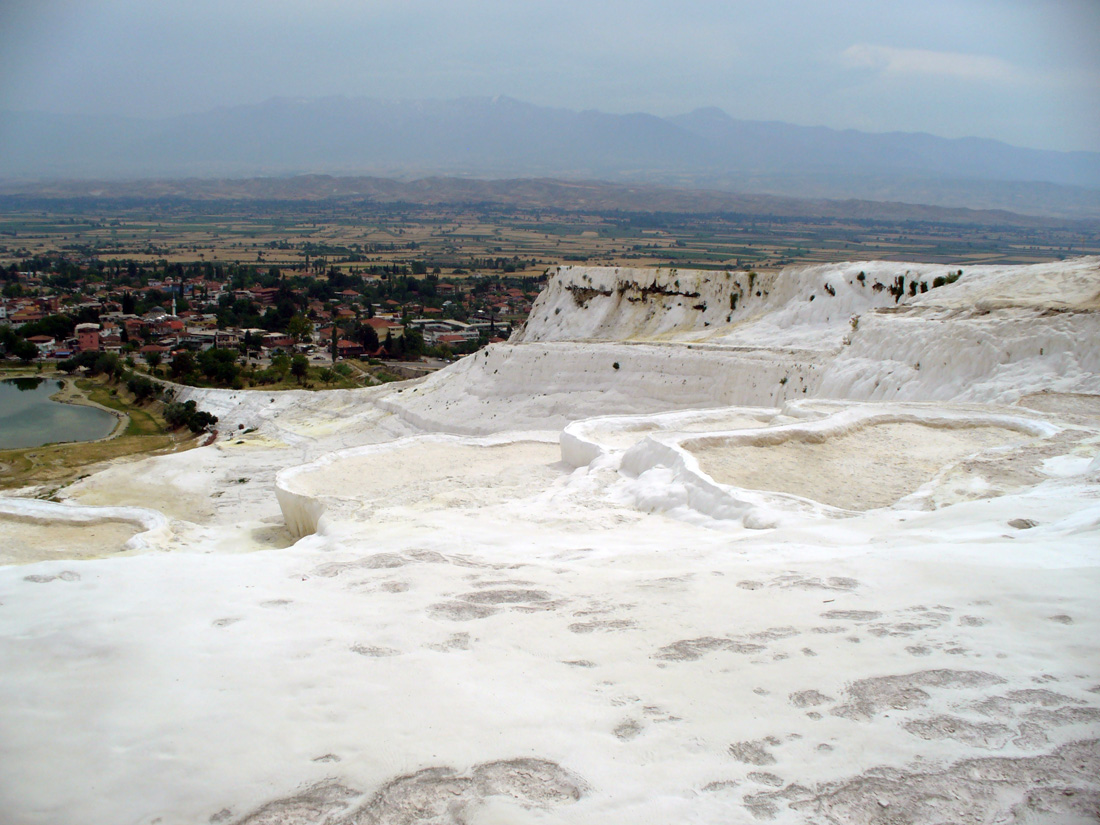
[2,0,1098,152]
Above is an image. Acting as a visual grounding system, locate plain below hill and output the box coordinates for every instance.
[2,96,1099,220]
[0,175,1090,231]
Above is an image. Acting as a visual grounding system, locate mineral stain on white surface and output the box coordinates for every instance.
[1,259,1098,824]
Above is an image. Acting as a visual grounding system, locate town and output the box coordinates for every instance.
[0,256,544,388]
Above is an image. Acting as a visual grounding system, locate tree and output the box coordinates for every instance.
[197,347,239,383]
[12,338,38,363]
[271,353,290,379]
[402,324,425,358]
[169,350,196,379]
[126,374,158,402]
[291,353,309,383]
[163,399,218,433]
[144,350,162,373]
[287,313,313,345]
[357,322,379,352]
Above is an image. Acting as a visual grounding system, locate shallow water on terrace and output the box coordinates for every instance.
[0,518,139,564]
[0,377,116,449]
[692,423,1028,511]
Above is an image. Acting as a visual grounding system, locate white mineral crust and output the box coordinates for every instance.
[1,259,1098,825]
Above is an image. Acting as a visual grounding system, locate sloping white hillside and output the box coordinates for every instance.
[1,259,1098,825]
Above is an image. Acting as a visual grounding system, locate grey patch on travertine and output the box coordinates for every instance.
[313,754,341,763]
[906,646,931,657]
[903,715,1015,749]
[1024,706,1100,727]
[790,690,833,708]
[313,554,408,577]
[1048,614,1074,624]
[748,772,785,787]
[870,621,934,637]
[428,633,470,652]
[614,719,643,740]
[802,648,817,657]
[784,739,1100,825]
[1008,786,1100,823]
[459,589,551,604]
[213,617,242,628]
[380,582,409,593]
[654,637,766,661]
[513,599,568,613]
[1008,518,1038,529]
[821,610,881,621]
[728,739,779,766]
[812,626,849,634]
[914,609,953,623]
[976,689,1083,717]
[832,670,1007,721]
[237,759,585,825]
[24,570,81,583]
[261,599,292,608]
[210,808,233,823]
[470,758,586,805]
[642,706,681,723]
[816,743,833,752]
[569,619,634,634]
[744,784,810,821]
[351,645,400,658]
[1008,689,1084,706]
[345,768,469,825]
[751,626,800,641]
[740,575,858,592]
[754,688,770,696]
[360,553,407,569]
[469,579,537,589]
[702,780,740,792]
[428,601,498,621]
[405,549,448,564]
[806,712,822,720]
[232,781,361,824]
[1012,722,1050,749]
[563,659,595,668]
[946,647,968,655]
[959,615,988,627]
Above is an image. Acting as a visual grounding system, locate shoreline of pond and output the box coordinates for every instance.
[0,371,129,447]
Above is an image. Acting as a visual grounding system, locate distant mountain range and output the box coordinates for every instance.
[2,96,1099,219]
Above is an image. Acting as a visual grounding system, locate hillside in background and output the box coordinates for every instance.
[2,97,1099,219]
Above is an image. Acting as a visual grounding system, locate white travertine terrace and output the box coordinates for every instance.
[1,258,1098,825]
